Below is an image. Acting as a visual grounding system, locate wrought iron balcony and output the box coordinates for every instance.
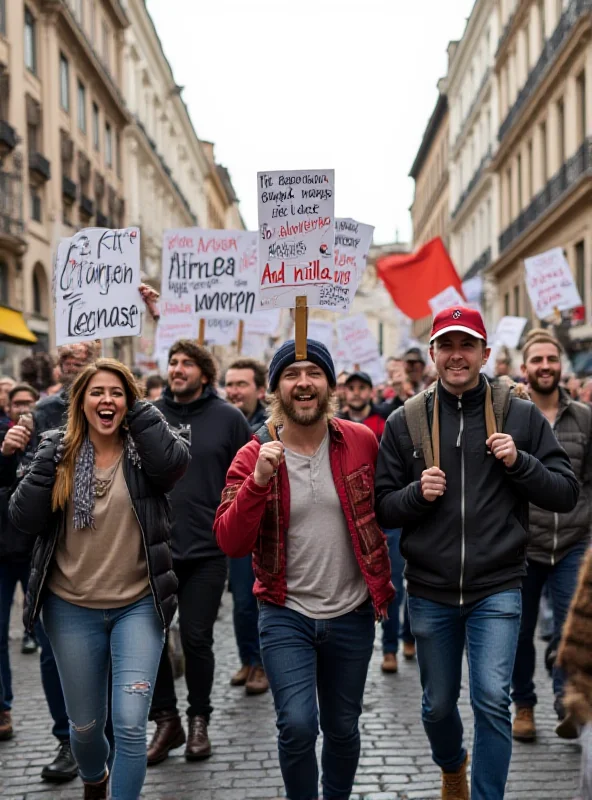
[79,194,94,218]
[452,147,492,220]
[0,120,17,156]
[499,137,592,253]
[96,211,109,227]
[498,0,592,143]
[28,152,51,183]
[464,247,492,281]
[62,176,77,203]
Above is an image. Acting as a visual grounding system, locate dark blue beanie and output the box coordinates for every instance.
[268,339,336,392]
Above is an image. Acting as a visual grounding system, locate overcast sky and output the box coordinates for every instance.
[146,0,475,245]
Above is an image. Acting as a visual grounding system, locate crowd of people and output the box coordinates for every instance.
[0,305,591,800]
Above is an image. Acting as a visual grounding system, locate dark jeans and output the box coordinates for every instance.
[381,529,414,652]
[229,554,261,666]
[259,600,375,800]
[150,556,227,722]
[409,589,522,800]
[512,542,587,713]
[0,560,69,740]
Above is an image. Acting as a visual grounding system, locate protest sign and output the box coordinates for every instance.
[524,248,582,320]
[154,318,198,359]
[257,169,341,310]
[330,218,374,309]
[304,320,334,351]
[428,285,465,316]
[161,229,259,320]
[55,227,141,346]
[493,316,528,349]
[244,309,281,337]
[336,315,380,365]
[205,318,238,346]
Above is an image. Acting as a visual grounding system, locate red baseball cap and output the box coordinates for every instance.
[429,306,487,344]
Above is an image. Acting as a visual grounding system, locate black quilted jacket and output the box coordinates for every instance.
[9,400,190,631]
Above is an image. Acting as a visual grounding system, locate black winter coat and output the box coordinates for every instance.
[9,401,190,631]
[34,389,69,433]
[0,423,40,562]
[375,376,579,606]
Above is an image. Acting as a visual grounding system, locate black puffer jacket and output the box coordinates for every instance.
[9,401,190,631]
[34,389,69,433]
[376,376,579,606]
[528,389,592,565]
[0,423,40,562]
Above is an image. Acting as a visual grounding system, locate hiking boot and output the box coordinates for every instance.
[556,711,580,740]
[230,664,250,686]
[512,706,536,742]
[441,753,469,800]
[381,653,398,673]
[403,641,416,660]
[185,715,212,761]
[41,740,78,782]
[83,770,108,799]
[0,710,13,740]
[147,712,186,765]
[245,665,269,695]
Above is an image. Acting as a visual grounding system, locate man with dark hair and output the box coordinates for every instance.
[224,357,269,695]
[403,347,427,393]
[148,340,251,764]
[145,374,165,402]
[376,307,578,800]
[512,329,592,742]
[225,358,268,432]
[215,338,394,800]
[337,371,386,440]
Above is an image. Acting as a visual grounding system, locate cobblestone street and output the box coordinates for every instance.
[1,591,582,799]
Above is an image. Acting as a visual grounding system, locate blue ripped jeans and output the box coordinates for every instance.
[43,592,164,800]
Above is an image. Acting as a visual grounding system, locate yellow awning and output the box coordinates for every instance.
[0,307,38,345]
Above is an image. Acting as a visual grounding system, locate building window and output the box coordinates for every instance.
[24,7,36,74]
[527,140,533,199]
[60,54,70,112]
[575,240,585,302]
[115,132,121,177]
[0,262,8,305]
[0,0,6,36]
[538,0,546,45]
[517,153,523,210]
[504,292,510,316]
[27,122,38,154]
[514,285,520,315]
[77,81,86,133]
[506,166,513,221]
[105,122,112,167]
[540,120,548,182]
[576,72,587,146]
[557,97,565,163]
[33,269,42,314]
[92,103,100,150]
[89,0,96,42]
[30,186,42,222]
[102,21,110,70]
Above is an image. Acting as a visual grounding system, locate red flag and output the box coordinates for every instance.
[376,237,464,320]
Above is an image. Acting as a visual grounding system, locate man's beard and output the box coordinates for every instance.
[172,379,203,399]
[529,371,561,395]
[280,391,330,426]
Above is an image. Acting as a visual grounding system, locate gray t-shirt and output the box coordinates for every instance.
[283,432,369,619]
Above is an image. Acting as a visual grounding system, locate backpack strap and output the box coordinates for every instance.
[490,382,513,434]
[404,388,435,468]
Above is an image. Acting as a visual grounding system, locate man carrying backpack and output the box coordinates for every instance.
[512,329,592,743]
[375,307,579,800]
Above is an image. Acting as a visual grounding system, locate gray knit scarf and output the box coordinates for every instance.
[72,434,141,530]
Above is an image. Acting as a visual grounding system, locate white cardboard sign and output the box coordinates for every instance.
[154,318,198,358]
[428,285,465,316]
[524,247,582,320]
[257,169,341,310]
[244,309,282,337]
[493,316,528,349]
[161,228,259,320]
[305,320,334,352]
[205,318,238,346]
[336,314,380,365]
[55,227,141,345]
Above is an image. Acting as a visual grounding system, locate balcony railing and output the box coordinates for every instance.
[62,176,77,203]
[498,0,592,143]
[499,137,591,253]
[0,120,17,155]
[452,147,492,219]
[28,152,51,182]
[464,247,492,281]
[96,211,109,227]
[79,195,94,218]
[0,170,25,240]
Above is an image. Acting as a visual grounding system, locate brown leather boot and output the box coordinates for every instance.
[185,715,212,761]
[83,770,108,799]
[441,753,469,800]
[381,653,398,673]
[147,712,186,766]
[0,710,13,740]
[230,664,250,686]
[512,705,536,742]
[245,665,269,695]
[403,641,416,660]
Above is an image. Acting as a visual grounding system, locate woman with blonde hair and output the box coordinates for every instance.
[10,358,189,800]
